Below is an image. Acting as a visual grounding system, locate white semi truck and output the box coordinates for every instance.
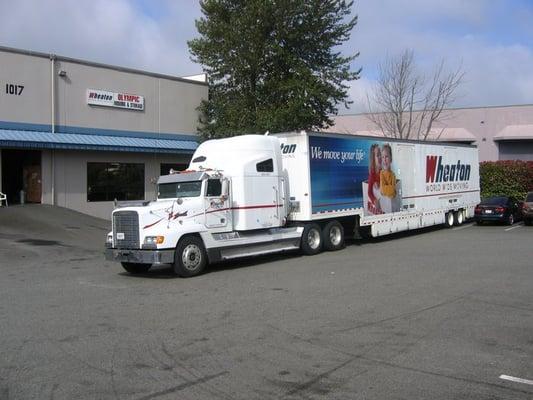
[105,131,480,277]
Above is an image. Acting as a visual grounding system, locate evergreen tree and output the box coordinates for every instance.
[188,0,360,139]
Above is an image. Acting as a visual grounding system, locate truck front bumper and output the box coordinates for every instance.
[105,248,175,265]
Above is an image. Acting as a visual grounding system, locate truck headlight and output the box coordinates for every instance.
[144,236,165,245]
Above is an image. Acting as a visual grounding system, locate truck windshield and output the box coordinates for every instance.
[158,181,202,199]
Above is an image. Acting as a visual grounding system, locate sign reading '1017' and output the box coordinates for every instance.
[5,83,24,95]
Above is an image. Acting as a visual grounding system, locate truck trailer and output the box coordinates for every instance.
[105,131,480,277]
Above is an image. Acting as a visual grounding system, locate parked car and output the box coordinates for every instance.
[522,191,533,226]
[474,196,522,225]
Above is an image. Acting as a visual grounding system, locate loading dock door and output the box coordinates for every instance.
[1,149,42,204]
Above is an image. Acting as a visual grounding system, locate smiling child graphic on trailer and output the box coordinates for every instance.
[363,142,401,215]
[379,143,401,213]
[380,144,396,198]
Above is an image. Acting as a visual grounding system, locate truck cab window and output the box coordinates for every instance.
[206,179,222,197]
[158,181,202,199]
[256,159,273,172]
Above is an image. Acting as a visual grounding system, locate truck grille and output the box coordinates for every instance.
[113,211,140,249]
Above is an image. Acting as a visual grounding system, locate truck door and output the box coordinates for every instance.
[204,178,231,229]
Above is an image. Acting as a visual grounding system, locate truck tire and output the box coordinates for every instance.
[322,221,344,251]
[121,262,151,274]
[173,236,207,277]
[300,223,322,255]
[454,210,464,226]
[445,211,455,228]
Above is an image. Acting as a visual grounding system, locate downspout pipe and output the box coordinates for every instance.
[50,54,56,205]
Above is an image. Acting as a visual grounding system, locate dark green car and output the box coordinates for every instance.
[474,196,523,225]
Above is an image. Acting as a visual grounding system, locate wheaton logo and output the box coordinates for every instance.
[426,156,471,183]
[280,143,297,154]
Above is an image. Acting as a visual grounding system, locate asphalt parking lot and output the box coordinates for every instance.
[0,205,532,400]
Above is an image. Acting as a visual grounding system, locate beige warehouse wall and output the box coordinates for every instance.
[55,59,206,135]
[42,150,192,220]
[0,51,52,126]
[0,47,207,136]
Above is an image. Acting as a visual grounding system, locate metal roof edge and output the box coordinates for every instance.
[493,136,533,141]
[0,139,195,154]
[0,129,198,153]
[0,45,208,87]
[336,102,533,117]
[0,120,200,142]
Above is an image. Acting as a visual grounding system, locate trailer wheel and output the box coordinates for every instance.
[445,211,455,228]
[454,210,464,226]
[322,221,344,251]
[173,236,207,277]
[121,262,151,274]
[300,223,322,255]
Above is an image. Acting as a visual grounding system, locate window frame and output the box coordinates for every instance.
[256,158,274,173]
[205,179,222,197]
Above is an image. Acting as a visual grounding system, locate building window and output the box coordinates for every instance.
[160,163,188,176]
[87,162,144,202]
[256,159,274,172]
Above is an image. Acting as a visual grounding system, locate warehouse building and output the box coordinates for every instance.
[0,46,207,219]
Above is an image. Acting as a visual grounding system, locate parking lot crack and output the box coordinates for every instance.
[280,358,357,398]
[333,292,472,334]
[135,371,228,400]
[467,297,533,313]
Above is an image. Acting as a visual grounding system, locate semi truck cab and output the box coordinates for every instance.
[105,135,302,277]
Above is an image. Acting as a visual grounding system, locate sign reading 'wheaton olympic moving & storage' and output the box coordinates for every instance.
[86,89,144,111]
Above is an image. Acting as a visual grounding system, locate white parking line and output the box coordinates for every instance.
[504,223,523,232]
[499,374,533,386]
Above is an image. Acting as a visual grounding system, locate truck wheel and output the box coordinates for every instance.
[301,223,322,255]
[121,262,151,274]
[454,210,464,226]
[322,221,344,251]
[173,236,207,277]
[445,211,455,228]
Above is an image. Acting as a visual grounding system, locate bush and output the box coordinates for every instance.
[479,161,533,200]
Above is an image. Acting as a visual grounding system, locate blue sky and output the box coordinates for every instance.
[1,0,532,113]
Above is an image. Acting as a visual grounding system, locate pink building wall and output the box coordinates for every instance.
[329,104,533,162]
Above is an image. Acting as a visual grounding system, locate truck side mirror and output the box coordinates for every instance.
[221,178,229,200]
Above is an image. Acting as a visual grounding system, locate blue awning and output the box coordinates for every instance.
[0,129,198,154]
